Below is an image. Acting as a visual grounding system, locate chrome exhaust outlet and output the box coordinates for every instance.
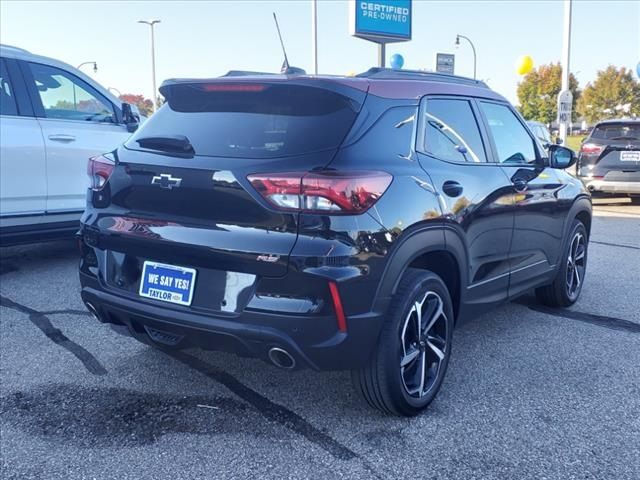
[84,302,102,322]
[268,347,296,370]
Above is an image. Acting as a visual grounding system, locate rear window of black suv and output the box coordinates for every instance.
[126,83,363,159]
[591,123,640,140]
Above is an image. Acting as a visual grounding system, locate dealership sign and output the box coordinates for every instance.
[350,0,412,43]
[435,53,455,74]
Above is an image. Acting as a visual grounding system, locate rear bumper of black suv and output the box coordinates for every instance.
[80,271,385,371]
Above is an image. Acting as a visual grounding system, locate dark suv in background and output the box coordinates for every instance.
[577,119,640,202]
[79,68,591,416]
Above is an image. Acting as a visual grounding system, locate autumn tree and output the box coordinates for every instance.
[577,66,640,123]
[119,93,154,117]
[517,62,580,124]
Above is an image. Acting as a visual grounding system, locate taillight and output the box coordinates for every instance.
[580,143,604,155]
[87,154,115,191]
[247,171,392,214]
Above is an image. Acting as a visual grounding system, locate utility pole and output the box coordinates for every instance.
[378,43,386,68]
[558,0,573,144]
[311,0,318,74]
[138,19,161,112]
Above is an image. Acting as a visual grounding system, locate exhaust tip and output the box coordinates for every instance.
[84,302,102,323]
[268,347,296,370]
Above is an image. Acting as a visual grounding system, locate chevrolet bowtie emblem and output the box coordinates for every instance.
[151,174,182,190]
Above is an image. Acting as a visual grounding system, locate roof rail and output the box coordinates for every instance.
[0,44,31,54]
[357,67,488,88]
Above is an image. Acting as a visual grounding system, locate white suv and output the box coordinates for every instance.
[0,44,139,245]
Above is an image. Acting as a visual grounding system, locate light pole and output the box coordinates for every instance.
[74,62,98,108]
[558,0,573,144]
[455,34,476,80]
[77,61,98,73]
[138,19,161,112]
[311,0,318,74]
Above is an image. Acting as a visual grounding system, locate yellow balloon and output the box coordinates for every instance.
[516,55,534,75]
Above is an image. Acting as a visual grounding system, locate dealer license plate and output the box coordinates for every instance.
[139,261,197,306]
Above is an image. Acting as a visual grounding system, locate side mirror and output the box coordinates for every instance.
[121,103,139,133]
[555,137,563,145]
[548,144,577,169]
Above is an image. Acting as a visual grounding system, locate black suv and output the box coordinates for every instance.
[577,119,640,202]
[79,69,591,416]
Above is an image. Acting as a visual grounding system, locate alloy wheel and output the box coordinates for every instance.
[399,291,449,398]
[566,232,586,299]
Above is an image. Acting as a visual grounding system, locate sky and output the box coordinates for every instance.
[1,0,639,104]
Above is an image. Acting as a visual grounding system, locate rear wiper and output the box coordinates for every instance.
[136,135,195,155]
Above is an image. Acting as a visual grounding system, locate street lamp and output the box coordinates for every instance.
[108,87,122,97]
[138,19,161,112]
[77,61,98,73]
[455,34,477,80]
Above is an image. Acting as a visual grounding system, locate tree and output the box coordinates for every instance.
[119,94,154,117]
[517,62,580,124]
[577,66,640,123]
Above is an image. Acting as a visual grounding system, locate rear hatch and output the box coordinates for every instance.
[91,77,367,311]
[579,122,640,180]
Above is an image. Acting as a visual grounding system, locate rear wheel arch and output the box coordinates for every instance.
[374,226,467,323]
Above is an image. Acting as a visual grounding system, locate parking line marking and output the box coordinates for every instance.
[518,301,640,334]
[0,295,108,375]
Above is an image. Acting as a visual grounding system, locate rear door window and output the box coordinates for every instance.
[128,83,362,158]
[419,97,487,163]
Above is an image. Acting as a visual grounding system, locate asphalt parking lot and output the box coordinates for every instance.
[1,200,639,480]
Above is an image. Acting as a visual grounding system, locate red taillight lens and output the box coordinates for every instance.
[247,171,392,214]
[87,154,115,191]
[580,143,604,155]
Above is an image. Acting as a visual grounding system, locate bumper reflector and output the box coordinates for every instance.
[328,281,347,332]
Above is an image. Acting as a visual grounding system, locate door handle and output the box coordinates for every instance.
[48,134,76,142]
[442,180,463,197]
[513,178,528,192]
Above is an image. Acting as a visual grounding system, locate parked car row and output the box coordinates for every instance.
[0,44,140,245]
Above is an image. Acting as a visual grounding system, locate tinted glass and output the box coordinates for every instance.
[28,62,114,122]
[0,60,18,116]
[129,84,360,158]
[422,98,487,163]
[481,102,537,164]
[591,123,640,140]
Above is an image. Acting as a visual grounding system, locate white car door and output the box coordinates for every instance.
[26,61,130,213]
[0,59,47,216]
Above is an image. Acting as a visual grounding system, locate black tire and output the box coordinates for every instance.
[351,269,454,416]
[535,219,588,307]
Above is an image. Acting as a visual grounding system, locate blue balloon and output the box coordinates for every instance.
[390,53,404,70]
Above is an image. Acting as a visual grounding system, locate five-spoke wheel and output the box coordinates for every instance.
[399,291,448,398]
[352,269,454,416]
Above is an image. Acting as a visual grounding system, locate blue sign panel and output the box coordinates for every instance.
[351,0,412,43]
